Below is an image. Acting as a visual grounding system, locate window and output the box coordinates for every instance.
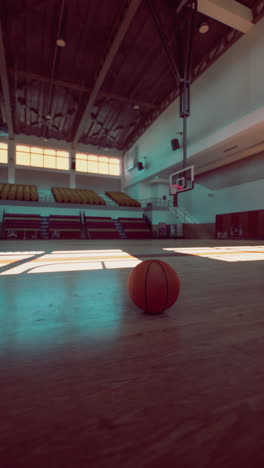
[16,145,69,170]
[76,153,120,176]
[109,158,120,176]
[0,142,8,164]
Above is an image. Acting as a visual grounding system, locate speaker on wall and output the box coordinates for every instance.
[171,138,180,151]
[137,162,144,171]
[71,161,76,170]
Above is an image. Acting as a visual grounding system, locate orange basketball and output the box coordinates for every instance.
[128,259,180,314]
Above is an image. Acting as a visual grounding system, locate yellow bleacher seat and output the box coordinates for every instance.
[51,186,106,205]
[29,186,38,202]
[1,184,10,200]
[23,186,30,201]
[105,191,141,207]
[17,185,24,201]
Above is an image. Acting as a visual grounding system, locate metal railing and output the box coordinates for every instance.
[38,191,55,203]
[138,198,169,208]
[4,193,198,218]
[168,200,198,224]
[37,194,170,209]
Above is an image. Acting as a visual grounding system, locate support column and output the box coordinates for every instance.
[69,147,76,188]
[182,115,187,170]
[120,156,125,192]
[8,139,15,184]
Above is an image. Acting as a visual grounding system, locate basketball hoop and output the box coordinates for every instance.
[169,184,184,195]
[169,165,194,194]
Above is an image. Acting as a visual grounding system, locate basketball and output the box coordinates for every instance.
[128,259,180,314]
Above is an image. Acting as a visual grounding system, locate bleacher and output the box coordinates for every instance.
[3,213,41,239]
[0,184,153,241]
[48,215,82,239]
[119,217,152,239]
[105,191,141,207]
[52,187,106,205]
[85,216,119,239]
[0,183,38,201]
[0,185,143,210]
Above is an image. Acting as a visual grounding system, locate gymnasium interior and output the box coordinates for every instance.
[0,1,264,467]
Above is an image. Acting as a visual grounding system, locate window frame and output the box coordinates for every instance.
[0,142,8,164]
[75,152,120,176]
[15,144,70,171]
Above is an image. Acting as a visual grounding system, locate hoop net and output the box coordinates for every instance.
[170,184,184,195]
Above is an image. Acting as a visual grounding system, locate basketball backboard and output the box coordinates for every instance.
[169,165,194,195]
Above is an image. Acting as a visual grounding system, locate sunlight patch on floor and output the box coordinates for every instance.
[103,259,141,269]
[29,262,104,273]
[51,250,124,254]
[163,246,264,262]
[0,253,45,268]
[0,250,141,274]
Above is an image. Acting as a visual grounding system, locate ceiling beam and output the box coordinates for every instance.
[0,22,14,139]
[11,69,158,110]
[252,0,264,23]
[72,0,143,147]
[198,0,253,33]
[124,27,242,150]
[176,0,190,14]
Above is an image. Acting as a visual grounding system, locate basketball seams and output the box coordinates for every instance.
[157,260,169,311]
[128,259,180,314]
[145,260,155,313]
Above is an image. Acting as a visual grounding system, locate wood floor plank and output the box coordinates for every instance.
[0,239,263,467]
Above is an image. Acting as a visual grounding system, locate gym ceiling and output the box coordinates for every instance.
[0,0,263,152]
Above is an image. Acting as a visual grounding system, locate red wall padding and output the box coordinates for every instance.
[125,232,152,239]
[216,210,264,239]
[89,232,119,239]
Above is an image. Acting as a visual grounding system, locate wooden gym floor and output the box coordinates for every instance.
[0,239,264,468]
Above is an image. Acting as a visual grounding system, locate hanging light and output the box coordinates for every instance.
[199,22,209,34]
[56,38,66,47]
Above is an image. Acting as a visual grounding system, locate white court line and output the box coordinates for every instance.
[162,246,264,262]
[103,259,142,269]
[0,250,141,274]
[51,249,123,254]
[0,251,44,255]
[29,262,103,273]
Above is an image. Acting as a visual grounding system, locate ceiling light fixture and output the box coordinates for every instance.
[199,22,209,34]
[133,104,140,110]
[56,38,66,47]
